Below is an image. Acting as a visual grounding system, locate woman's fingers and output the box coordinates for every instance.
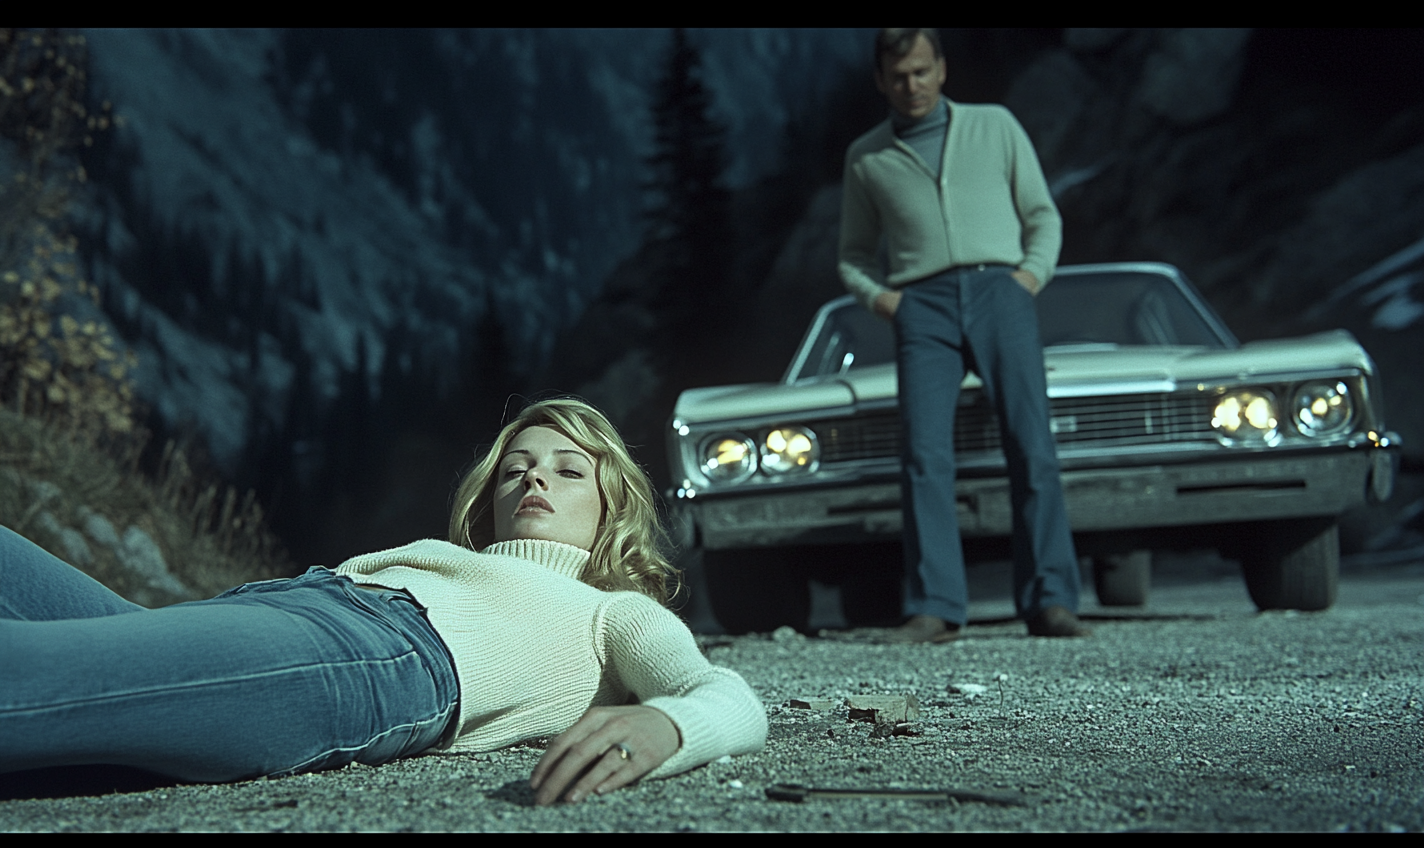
[532,725,625,805]
[530,708,612,787]
[530,706,680,805]
[533,736,632,805]
[559,742,640,804]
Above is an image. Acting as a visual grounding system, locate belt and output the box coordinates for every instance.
[907,263,1011,286]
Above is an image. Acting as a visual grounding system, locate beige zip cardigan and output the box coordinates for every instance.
[839,98,1062,310]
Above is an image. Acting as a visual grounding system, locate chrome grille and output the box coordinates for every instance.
[816,392,1217,463]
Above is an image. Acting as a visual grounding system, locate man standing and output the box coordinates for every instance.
[839,28,1089,641]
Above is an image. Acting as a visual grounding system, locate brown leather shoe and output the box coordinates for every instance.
[882,614,961,644]
[1026,606,1092,637]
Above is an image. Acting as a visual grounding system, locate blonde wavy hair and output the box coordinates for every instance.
[448,397,677,605]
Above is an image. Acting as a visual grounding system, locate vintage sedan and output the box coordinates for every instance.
[666,262,1399,632]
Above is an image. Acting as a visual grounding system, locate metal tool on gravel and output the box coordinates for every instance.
[765,783,1027,806]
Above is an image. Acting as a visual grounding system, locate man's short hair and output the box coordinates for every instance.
[874,28,943,73]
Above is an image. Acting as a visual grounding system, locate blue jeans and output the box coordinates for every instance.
[0,526,458,782]
[895,266,1081,625]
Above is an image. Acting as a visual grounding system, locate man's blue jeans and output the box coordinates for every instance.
[895,265,1081,625]
[0,526,458,782]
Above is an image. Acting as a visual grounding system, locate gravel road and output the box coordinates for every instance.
[3,552,1420,832]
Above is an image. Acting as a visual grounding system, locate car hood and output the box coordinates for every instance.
[1044,330,1374,397]
[672,379,860,425]
[674,330,1374,423]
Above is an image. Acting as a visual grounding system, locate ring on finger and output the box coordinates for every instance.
[612,743,632,761]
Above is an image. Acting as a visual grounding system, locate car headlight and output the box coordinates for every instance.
[701,434,756,483]
[759,426,819,475]
[1293,381,1353,438]
[1212,389,1279,443]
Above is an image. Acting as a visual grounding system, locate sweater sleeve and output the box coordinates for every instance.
[1005,112,1062,287]
[838,151,892,312]
[601,595,767,779]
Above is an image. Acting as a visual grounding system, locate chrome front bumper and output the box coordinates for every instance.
[685,449,1390,551]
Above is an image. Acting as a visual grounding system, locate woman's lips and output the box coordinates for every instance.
[517,495,553,514]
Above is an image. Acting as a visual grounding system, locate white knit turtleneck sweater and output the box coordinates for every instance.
[335,538,766,778]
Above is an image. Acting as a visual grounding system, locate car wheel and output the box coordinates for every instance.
[702,548,811,634]
[1092,550,1151,606]
[1237,517,1339,611]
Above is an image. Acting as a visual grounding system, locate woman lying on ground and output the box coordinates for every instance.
[0,398,767,805]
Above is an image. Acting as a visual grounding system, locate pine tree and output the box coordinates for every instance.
[643,28,732,336]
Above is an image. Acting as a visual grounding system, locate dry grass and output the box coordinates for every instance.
[1,30,291,604]
[1,408,291,604]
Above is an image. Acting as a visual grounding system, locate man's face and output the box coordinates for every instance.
[874,34,946,120]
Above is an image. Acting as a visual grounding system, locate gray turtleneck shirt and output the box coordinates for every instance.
[891,97,949,181]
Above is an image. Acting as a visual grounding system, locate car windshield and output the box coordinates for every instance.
[786,267,1234,382]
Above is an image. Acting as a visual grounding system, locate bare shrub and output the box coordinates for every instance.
[1,30,294,601]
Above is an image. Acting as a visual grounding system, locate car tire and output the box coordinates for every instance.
[1237,517,1339,612]
[702,548,811,634]
[1092,550,1151,606]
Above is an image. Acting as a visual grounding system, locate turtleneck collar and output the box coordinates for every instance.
[481,538,591,581]
[890,95,948,136]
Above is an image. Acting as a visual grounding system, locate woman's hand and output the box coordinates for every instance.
[530,705,681,805]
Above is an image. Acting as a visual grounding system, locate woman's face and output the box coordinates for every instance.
[492,426,603,550]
